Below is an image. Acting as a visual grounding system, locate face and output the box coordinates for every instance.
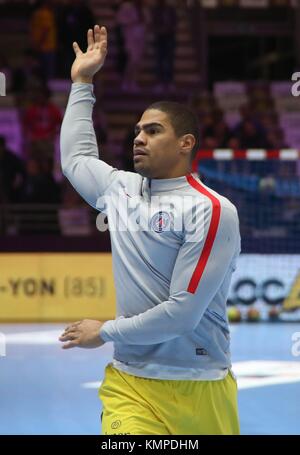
[133,109,193,179]
[26,159,40,176]
[243,121,256,136]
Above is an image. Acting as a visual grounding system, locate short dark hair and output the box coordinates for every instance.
[146,101,200,157]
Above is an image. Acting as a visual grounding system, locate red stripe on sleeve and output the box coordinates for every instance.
[186,174,221,294]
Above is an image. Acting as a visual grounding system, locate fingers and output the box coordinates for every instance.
[77,25,107,55]
[94,24,100,42]
[59,330,80,350]
[59,330,77,342]
[62,341,78,349]
[64,321,82,332]
[94,25,107,51]
[60,320,83,349]
[73,42,82,56]
[100,39,107,54]
[87,28,94,49]
[60,321,82,340]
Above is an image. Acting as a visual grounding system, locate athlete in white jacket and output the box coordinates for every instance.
[59,26,240,435]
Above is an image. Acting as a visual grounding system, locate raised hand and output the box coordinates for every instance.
[71,25,108,84]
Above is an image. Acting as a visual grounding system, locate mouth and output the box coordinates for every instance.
[133,148,148,159]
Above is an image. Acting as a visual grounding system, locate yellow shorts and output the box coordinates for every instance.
[98,364,240,435]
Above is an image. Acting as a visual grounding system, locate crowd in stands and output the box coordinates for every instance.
[191,87,300,242]
[0,0,299,240]
[1,0,178,92]
[114,0,177,93]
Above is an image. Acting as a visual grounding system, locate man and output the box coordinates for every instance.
[59,26,240,435]
[152,0,177,93]
[0,136,25,204]
[30,0,57,79]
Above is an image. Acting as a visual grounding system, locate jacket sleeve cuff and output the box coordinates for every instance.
[99,320,116,342]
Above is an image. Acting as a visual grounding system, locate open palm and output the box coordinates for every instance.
[71,25,108,83]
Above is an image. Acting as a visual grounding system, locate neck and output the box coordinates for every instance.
[151,165,191,180]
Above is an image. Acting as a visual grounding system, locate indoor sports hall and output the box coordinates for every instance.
[0,0,299,436]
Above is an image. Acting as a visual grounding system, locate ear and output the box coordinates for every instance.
[179,134,196,157]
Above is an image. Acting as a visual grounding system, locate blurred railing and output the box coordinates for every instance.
[0,204,97,236]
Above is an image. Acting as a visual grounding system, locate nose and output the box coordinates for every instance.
[134,130,147,146]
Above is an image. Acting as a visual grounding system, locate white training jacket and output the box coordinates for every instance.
[60,83,241,380]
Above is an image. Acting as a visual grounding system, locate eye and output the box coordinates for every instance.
[148,128,158,135]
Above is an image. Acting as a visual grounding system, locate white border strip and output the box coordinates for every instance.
[279,149,299,160]
[213,149,234,160]
[246,150,266,160]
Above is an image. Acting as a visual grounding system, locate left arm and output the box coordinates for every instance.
[60,203,240,349]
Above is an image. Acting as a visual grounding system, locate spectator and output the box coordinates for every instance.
[227,136,241,150]
[93,103,108,146]
[113,0,127,78]
[11,49,45,96]
[0,136,26,203]
[234,103,268,147]
[20,157,61,205]
[238,103,253,123]
[201,113,215,139]
[29,0,58,80]
[11,50,46,114]
[265,130,287,150]
[116,0,150,92]
[19,157,61,234]
[23,86,62,164]
[201,136,218,150]
[201,111,231,148]
[57,0,94,78]
[235,119,267,149]
[152,0,177,93]
[122,127,136,172]
[214,119,232,148]
[59,181,93,236]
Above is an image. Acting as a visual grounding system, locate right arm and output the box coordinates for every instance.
[60,25,117,208]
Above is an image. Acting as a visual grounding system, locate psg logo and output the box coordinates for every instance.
[150,211,171,233]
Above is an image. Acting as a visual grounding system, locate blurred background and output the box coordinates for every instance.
[0,0,300,435]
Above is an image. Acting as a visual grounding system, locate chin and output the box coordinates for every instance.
[134,164,150,177]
